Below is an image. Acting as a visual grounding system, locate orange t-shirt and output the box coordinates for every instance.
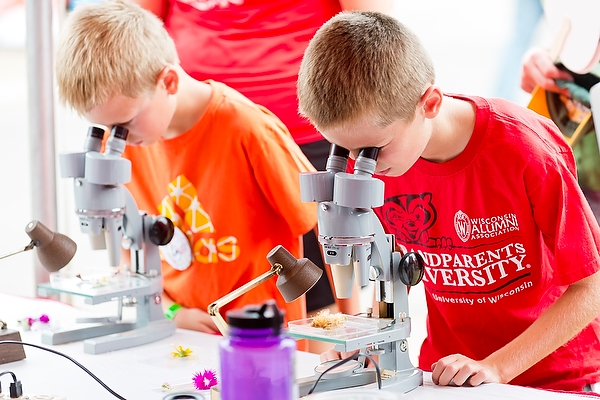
[123,80,317,328]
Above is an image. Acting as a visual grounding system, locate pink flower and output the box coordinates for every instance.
[192,369,218,390]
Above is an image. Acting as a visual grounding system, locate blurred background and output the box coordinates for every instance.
[0,0,551,365]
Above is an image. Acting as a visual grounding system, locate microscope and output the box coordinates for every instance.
[292,145,424,395]
[37,125,176,354]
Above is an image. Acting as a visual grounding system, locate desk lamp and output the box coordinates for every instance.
[208,245,322,335]
[0,220,77,364]
[0,220,77,271]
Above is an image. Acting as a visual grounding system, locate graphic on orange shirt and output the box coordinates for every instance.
[159,175,215,233]
[158,175,240,264]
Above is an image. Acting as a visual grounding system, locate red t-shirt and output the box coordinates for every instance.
[374,95,600,390]
[164,0,342,145]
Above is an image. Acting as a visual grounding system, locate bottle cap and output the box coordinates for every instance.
[226,301,285,334]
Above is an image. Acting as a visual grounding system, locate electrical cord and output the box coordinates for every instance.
[307,352,382,395]
[0,340,126,399]
[0,371,22,398]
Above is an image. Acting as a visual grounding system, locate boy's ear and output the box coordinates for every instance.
[421,85,443,118]
[158,65,179,94]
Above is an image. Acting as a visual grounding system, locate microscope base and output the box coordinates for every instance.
[41,319,176,354]
[298,368,377,397]
[41,321,138,345]
[83,318,176,354]
[298,366,422,397]
[377,368,423,393]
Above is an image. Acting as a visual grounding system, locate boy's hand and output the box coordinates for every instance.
[174,307,219,334]
[431,354,502,387]
[521,48,573,95]
[320,348,357,363]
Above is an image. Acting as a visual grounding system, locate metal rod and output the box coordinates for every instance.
[0,242,35,261]
[25,0,57,287]
[208,266,280,335]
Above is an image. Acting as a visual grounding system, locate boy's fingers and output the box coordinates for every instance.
[320,349,342,362]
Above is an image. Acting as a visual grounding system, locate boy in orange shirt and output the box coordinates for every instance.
[55,0,318,338]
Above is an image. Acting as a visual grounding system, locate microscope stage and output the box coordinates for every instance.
[287,314,381,344]
[38,273,162,305]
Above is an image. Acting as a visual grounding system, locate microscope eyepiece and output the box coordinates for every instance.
[84,125,107,152]
[111,125,129,140]
[104,125,130,156]
[88,126,105,139]
[354,147,380,176]
[326,144,350,173]
[329,144,350,159]
[357,147,379,161]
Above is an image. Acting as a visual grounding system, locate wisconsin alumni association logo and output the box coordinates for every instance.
[454,210,471,242]
[454,210,519,242]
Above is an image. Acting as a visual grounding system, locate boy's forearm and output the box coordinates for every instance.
[484,270,600,383]
[161,290,176,310]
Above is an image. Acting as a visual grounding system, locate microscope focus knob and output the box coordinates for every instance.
[149,216,175,246]
[399,252,425,286]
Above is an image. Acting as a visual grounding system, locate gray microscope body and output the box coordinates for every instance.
[298,145,424,395]
[38,125,176,354]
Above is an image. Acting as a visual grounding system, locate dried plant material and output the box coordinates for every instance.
[310,309,347,330]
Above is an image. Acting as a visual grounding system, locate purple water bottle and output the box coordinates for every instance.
[219,301,297,400]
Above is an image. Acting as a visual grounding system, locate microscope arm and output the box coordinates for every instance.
[120,187,173,277]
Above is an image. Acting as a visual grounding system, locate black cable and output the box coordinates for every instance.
[0,370,22,398]
[307,352,382,395]
[0,371,17,381]
[0,370,17,395]
[0,340,126,400]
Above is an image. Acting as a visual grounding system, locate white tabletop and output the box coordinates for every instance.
[0,293,594,400]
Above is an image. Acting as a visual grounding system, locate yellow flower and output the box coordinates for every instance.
[172,345,193,358]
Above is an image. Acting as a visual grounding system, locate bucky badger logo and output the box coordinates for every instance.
[381,193,437,245]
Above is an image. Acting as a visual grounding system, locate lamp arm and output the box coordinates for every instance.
[0,241,36,261]
[208,265,281,336]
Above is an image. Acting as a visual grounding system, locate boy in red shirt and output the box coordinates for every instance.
[299,11,600,390]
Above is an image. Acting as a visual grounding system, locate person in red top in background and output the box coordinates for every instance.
[521,48,600,225]
[136,0,394,352]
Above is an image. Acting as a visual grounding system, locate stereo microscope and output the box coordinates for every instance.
[292,145,424,395]
[37,125,176,354]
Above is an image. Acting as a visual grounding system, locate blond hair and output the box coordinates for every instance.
[55,0,178,115]
[297,11,435,130]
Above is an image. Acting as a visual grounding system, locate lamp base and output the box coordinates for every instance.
[0,329,26,364]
